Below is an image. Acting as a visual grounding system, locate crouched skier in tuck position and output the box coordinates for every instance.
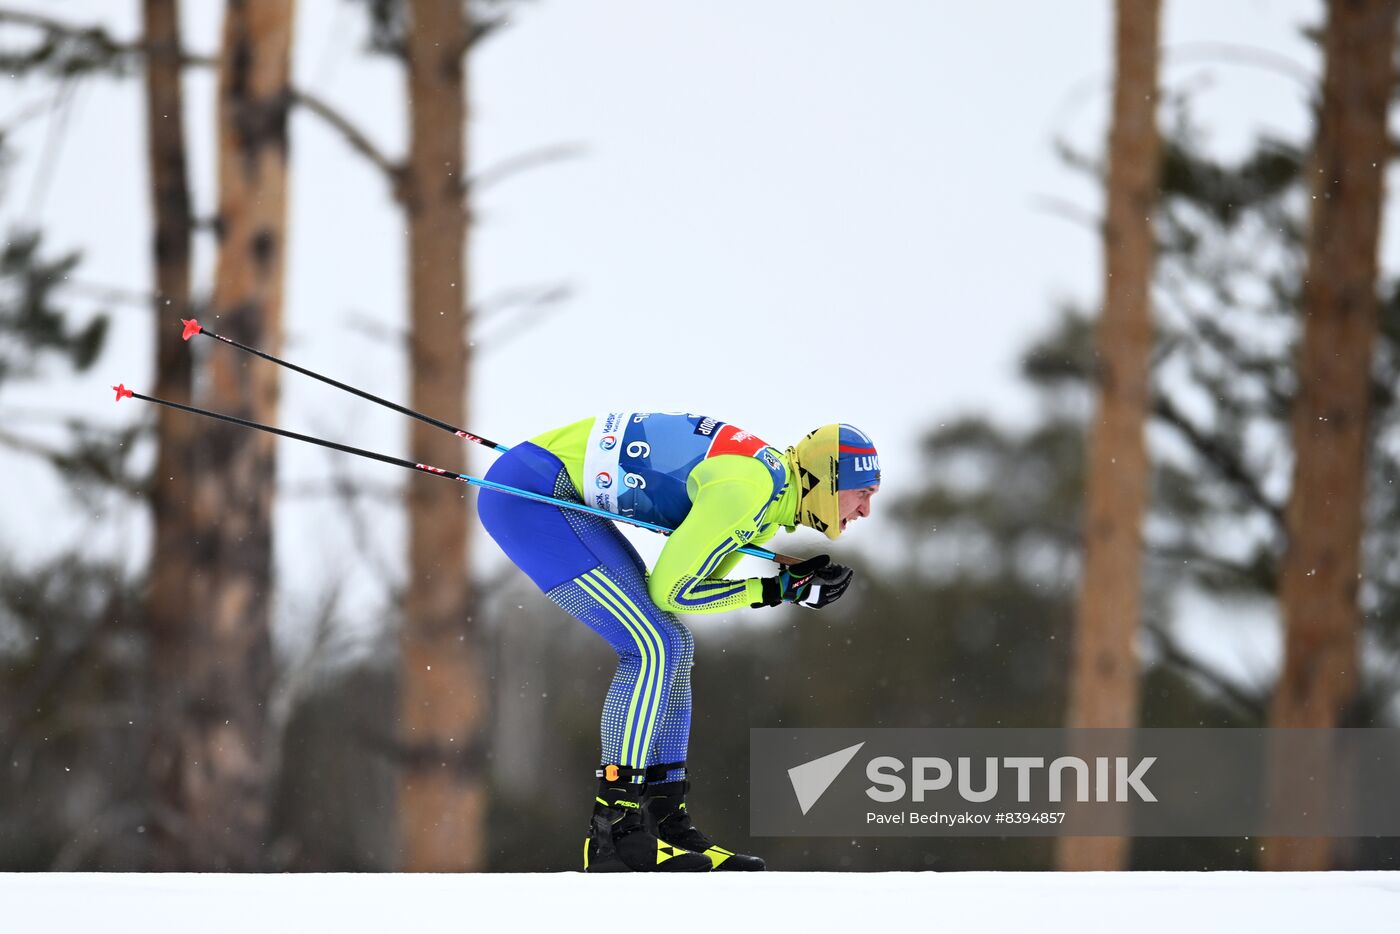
[478,413,881,872]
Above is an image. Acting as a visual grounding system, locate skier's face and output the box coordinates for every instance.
[838,485,879,532]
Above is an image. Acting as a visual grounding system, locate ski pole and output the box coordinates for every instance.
[112,383,792,565]
[179,318,509,453]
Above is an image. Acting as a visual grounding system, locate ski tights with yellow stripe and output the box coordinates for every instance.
[478,444,695,780]
[479,442,763,870]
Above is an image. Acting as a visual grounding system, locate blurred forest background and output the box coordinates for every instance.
[2,0,1400,872]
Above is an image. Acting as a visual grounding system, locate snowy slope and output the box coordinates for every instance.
[5,871,1398,933]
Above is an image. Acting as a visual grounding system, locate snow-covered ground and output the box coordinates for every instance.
[5,871,1398,932]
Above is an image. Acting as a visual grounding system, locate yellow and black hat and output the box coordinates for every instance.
[785,424,881,541]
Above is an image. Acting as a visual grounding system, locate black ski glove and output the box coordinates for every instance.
[753,555,854,609]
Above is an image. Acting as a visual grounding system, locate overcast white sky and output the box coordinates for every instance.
[0,1,1343,670]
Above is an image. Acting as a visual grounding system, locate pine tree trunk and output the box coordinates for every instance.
[1262,0,1396,873]
[398,0,487,871]
[141,0,201,869]
[140,0,202,865]
[1056,0,1161,873]
[151,0,293,870]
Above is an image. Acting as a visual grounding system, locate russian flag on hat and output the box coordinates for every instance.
[837,424,881,490]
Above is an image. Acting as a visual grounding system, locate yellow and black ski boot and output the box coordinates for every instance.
[584,765,712,873]
[642,763,766,871]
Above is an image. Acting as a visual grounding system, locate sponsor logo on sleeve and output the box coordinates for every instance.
[595,471,614,490]
[599,434,618,451]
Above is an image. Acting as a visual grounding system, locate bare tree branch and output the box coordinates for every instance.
[0,425,148,497]
[0,10,576,202]
[1146,542,1276,592]
[0,7,140,53]
[1150,393,1285,535]
[1163,41,1314,91]
[289,87,403,188]
[64,277,203,318]
[0,9,400,189]
[1029,194,1101,233]
[469,143,587,194]
[0,7,214,68]
[1145,622,1267,722]
[473,284,573,352]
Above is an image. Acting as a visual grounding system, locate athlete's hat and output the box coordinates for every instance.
[787,423,881,540]
[837,424,880,490]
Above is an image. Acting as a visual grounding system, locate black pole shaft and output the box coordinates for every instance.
[193,324,507,451]
[132,389,452,477]
[121,388,791,563]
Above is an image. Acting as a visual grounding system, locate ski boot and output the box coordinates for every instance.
[642,762,766,871]
[584,764,712,872]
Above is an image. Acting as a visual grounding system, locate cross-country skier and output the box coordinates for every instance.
[478,414,881,872]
